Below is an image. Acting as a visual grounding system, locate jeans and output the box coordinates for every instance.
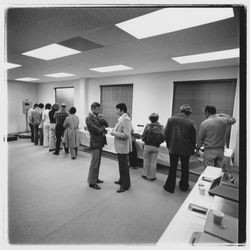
[142,145,159,179]
[33,124,39,145]
[29,123,34,142]
[55,124,68,154]
[204,148,224,168]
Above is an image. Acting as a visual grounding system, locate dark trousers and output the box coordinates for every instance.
[55,124,68,154]
[33,124,39,145]
[164,153,190,192]
[117,154,131,189]
[39,127,43,146]
[88,148,102,184]
[29,123,34,142]
[129,141,138,167]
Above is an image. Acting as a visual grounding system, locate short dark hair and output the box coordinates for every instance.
[69,107,76,114]
[149,113,159,123]
[91,102,100,110]
[45,103,51,109]
[179,104,192,116]
[52,103,59,110]
[116,103,127,113]
[33,103,38,108]
[205,105,216,114]
[38,103,44,109]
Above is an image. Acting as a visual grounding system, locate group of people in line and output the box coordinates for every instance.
[28,101,236,194]
[28,103,80,159]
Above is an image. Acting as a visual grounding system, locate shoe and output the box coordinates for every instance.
[49,149,55,152]
[130,166,138,169]
[97,179,104,184]
[179,187,189,192]
[89,184,101,190]
[71,157,76,160]
[53,152,59,155]
[141,175,147,180]
[163,186,174,193]
[114,181,121,185]
[116,187,129,193]
[149,177,157,181]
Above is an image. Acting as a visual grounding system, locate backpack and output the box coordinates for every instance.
[145,124,164,146]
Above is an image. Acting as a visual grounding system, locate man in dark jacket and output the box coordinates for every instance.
[86,102,108,190]
[163,104,196,193]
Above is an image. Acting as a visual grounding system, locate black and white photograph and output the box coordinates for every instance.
[0,0,248,249]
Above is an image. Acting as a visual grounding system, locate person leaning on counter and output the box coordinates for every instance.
[197,105,236,168]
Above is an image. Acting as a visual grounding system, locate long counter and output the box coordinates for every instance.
[79,129,233,171]
[157,166,239,245]
[79,129,170,165]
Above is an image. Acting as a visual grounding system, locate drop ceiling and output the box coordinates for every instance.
[6,6,240,83]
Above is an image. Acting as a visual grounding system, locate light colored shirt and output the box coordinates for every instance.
[198,114,236,149]
[42,109,51,126]
[31,108,43,125]
[28,108,34,124]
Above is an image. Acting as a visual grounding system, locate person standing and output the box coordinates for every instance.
[197,105,236,168]
[127,112,139,169]
[141,113,164,181]
[63,107,80,160]
[28,103,37,143]
[41,103,51,147]
[110,103,132,193]
[163,104,196,193]
[53,103,69,155]
[31,103,43,145]
[48,104,59,152]
[38,103,44,146]
[86,102,108,190]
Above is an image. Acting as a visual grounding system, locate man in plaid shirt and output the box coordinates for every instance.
[53,103,69,155]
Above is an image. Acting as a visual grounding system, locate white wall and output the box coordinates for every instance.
[8,81,38,133]
[86,66,239,166]
[8,65,240,165]
[37,79,88,129]
[86,66,239,128]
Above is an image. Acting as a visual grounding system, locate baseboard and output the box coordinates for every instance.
[7,134,18,142]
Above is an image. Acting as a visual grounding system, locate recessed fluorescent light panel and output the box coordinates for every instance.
[6,62,22,69]
[15,77,39,81]
[45,73,75,78]
[22,43,81,60]
[90,65,133,73]
[116,8,234,39]
[172,48,239,64]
